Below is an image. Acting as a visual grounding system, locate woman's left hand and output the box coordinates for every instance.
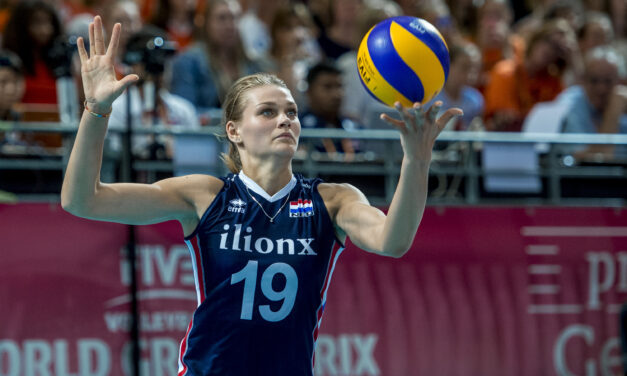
[380,101,463,163]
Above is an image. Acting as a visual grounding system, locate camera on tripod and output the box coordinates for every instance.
[122,26,177,76]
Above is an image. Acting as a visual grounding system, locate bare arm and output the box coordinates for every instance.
[61,16,216,230]
[323,101,462,258]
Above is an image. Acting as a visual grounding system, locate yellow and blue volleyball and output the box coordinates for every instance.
[357,16,449,107]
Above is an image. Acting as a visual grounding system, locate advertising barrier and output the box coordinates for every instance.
[1,203,626,375]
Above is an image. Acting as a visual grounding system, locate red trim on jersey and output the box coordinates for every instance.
[190,236,206,303]
[178,317,194,376]
[312,240,343,343]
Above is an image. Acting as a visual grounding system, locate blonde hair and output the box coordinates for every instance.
[220,73,289,173]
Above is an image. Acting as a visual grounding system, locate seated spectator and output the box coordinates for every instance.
[583,0,625,40]
[316,0,361,60]
[102,0,143,63]
[431,42,484,131]
[2,0,64,106]
[300,62,361,161]
[515,0,584,41]
[149,0,197,50]
[238,0,288,61]
[558,46,627,161]
[107,26,199,164]
[0,49,24,122]
[259,3,321,108]
[473,0,525,93]
[578,11,615,54]
[484,19,581,132]
[170,0,261,116]
[0,49,25,149]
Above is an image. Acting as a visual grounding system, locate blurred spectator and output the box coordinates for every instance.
[0,0,19,40]
[558,46,627,161]
[149,0,196,50]
[578,11,614,54]
[107,26,199,163]
[170,0,261,116]
[515,0,584,40]
[444,0,478,37]
[307,0,331,33]
[238,0,288,61]
[583,0,625,39]
[102,0,143,64]
[484,19,581,132]
[2,0,65,105]
[300,61,361,161]
[0,49,23,123]
[432,42,484,131]
[0,49,25,150]
[473,0,525,93]
[337,1,401,128]
[317,0,361,59]
[259,3,321,107]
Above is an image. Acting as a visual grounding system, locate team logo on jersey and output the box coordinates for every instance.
[289,199,314,218]
[228,198,246,214]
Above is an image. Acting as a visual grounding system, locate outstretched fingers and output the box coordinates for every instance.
[114,74,140,94]
[88,22,96,58]
[106,23,121,59]
[93,16,106,55]
[436,108,464,131]
[380,113,407,132]
[77,37,88,64]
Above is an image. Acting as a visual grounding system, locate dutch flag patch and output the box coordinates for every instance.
[289,199,314,218]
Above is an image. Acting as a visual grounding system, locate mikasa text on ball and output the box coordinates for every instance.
[357,16,449,107]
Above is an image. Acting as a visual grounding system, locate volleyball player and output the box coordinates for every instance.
[61,16,463,376]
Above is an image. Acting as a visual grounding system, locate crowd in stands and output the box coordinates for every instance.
[0,0,625,167]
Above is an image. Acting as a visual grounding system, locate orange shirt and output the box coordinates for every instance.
[484,59,563,132]
[478,35,525,94]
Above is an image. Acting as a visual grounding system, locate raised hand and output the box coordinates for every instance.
[380,101,463,163]
[77,16,139,114]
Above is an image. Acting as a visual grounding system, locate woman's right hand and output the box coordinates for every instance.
[77,16,139,114]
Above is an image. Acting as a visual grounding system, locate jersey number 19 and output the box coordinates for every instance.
[230,260,298,322]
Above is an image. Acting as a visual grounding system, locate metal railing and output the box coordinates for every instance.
[1,121,626,206]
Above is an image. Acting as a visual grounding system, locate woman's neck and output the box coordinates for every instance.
[241,160,293,196]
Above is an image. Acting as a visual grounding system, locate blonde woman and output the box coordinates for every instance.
[61,16,462,376]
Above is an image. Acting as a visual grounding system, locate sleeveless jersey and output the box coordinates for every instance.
[179,172,345,375]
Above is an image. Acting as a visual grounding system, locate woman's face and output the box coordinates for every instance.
[207,1,240,48]
[478,2,510,47]
[229,85,301,161]
[29,10,55,47]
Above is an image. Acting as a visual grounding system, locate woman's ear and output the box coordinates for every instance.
[226,121,241,143]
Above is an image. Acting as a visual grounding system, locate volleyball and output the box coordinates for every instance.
[357,16,450,108]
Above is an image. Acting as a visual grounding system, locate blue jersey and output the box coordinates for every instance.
[179,172,345,375]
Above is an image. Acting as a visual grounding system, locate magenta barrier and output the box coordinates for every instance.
[1,203,626,375]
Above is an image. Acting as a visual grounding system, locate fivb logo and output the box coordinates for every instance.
[228,198,246,214]
[290,199,314,218]
[219,224,317,255]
